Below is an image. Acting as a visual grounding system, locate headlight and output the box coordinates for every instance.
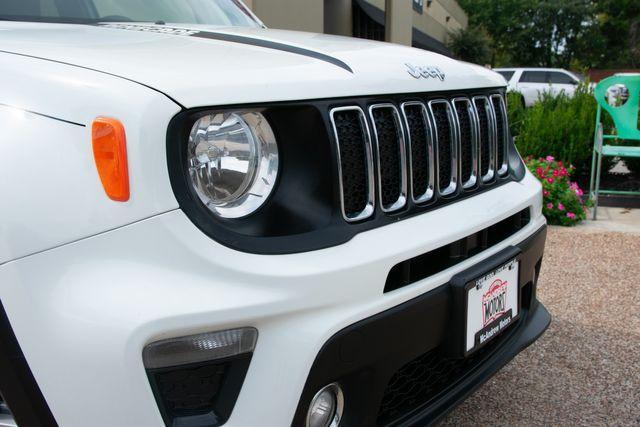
[187,111,279,218]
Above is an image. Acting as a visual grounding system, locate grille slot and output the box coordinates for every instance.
[452,98,478,189]
[428,100,458,196]
[330,107,375,222]
[491,94,509,176]
[370,104,407,212]
[473,96,495,182]
[401,102,434,203]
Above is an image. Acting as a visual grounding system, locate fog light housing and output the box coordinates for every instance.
[306,383,344,427]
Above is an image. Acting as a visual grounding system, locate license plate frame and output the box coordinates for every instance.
[464,258,520,355]
[447,246,522,358]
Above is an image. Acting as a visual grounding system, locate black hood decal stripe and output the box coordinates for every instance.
[191,31,354,73]
[97,23,353,73]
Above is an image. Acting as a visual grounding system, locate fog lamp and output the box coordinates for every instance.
[306,383,344,427]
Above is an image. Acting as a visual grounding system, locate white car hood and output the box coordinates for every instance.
[0,22,504,108]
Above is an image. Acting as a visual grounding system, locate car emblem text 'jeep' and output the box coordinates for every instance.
[406,63,445,81]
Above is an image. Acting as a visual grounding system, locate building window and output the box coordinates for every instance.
[413,0,424,14]
[352,0,384,41]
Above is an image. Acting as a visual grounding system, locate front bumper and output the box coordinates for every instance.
[0,172,545,427]
[292,225,549,426]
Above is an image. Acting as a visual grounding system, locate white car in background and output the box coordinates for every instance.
[494,68,582,107]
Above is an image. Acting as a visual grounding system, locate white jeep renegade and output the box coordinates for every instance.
[0,1,550,427]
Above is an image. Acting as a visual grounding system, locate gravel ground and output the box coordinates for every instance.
[442,226,640,426]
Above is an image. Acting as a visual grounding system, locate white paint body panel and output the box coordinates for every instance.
[0,18,545,427]
[0,22,505,108]
[0,172,543,427]
[0,53,181,263]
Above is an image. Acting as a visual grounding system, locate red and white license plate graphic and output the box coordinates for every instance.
[466,259,519,353]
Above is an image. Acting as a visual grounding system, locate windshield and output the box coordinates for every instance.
[0,0,261,27]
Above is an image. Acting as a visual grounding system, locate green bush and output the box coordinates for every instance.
[527,157,590,226]
[514,83,597,171]
[506,91,526,138]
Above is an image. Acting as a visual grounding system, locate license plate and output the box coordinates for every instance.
[465,259,519,353]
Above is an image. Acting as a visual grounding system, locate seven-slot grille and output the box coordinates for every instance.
[330,93,509,222]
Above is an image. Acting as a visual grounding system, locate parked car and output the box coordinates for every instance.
[0,1,550,426]
[494,67,582,107]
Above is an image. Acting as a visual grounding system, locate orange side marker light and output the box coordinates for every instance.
[92,117,129,202]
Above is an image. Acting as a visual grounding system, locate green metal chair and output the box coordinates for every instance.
[589,73,640,219]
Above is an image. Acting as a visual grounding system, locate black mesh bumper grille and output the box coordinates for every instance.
[377,318,520,425]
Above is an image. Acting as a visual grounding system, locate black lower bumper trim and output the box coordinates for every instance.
[292,225,549,426]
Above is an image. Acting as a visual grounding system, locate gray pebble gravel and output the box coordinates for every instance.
[442,226,640,426]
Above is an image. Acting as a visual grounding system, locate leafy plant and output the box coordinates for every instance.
[506,91,527,137]
[514,83,597,172]
[447,25,493,65]
[527,156,590,226]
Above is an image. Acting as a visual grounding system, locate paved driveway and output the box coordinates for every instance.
[442,226,640,425]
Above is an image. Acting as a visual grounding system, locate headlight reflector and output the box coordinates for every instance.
[188,111,278,218]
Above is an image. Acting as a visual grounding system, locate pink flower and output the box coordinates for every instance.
[543,190,549,197]
[547,177,554,184]
[546,155,555,162]
[546,202,554,209]
[558,161,563,167]
[566,212,576,219]
[558,203,565,211]
[536,167,544,177]
[552,169,559,177]
[575,188,583,196]
[559,168,568,177]
[569,182,579,190]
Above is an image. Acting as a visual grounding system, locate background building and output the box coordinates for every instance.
[243,0,467,56]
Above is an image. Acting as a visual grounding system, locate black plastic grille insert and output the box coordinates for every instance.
[492,96,506,173]
[372,107,403,208]
[333,109,370,217]
[454,101,474,184]
[430,102,454,192]
[474,98,492,178]
[403,104,430,199]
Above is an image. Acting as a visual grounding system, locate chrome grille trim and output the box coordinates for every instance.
[369,104,408,212]
[329,106,375,222]
[428,99,458,197]
[400,101,435,204]
[472,96,496,183]
[490,94,509,176]
[452,97,479,189]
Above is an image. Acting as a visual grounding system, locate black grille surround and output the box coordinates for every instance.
[167,87,525,254]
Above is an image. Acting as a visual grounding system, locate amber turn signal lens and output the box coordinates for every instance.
[92,117,129,202]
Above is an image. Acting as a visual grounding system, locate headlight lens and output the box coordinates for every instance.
[187,111,278,218]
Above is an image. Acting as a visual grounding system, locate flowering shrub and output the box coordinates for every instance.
[527,156,590,226]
